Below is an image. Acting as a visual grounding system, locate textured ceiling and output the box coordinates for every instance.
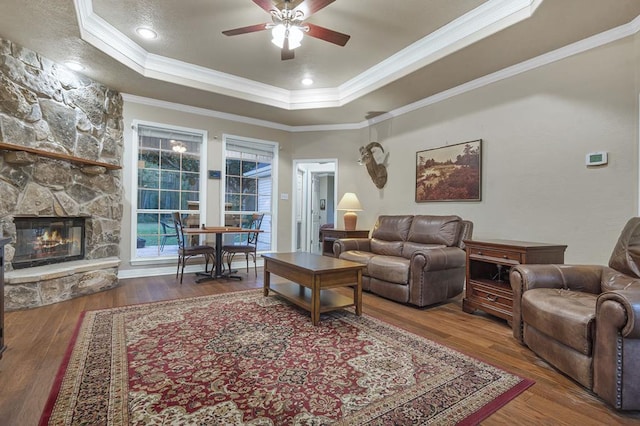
[0,0,639,127]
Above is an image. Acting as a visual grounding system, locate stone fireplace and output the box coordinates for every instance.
[0,38,124,310]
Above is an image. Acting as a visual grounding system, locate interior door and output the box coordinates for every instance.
[309,174,321,254]
[295,168,305,251]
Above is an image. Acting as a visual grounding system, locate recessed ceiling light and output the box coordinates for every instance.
[301,78,313,86]
[136,27,157,40]
[64,61,85,72]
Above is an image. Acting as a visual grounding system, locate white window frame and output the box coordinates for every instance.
[222,134,278,253]
[130,120,208,263]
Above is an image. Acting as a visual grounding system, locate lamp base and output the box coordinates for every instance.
[343,211,358,231]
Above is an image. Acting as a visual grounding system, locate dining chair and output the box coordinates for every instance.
[172,212,216,284]
[222,213,264,276]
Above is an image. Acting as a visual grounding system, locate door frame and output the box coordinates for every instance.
[291,159,338,252]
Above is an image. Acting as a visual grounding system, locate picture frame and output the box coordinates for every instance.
[415,139,482,202]
[319,199,326,210]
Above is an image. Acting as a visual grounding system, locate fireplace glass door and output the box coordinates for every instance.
[13,217,85,269]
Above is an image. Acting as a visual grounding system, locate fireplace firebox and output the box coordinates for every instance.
[13,217,86,269]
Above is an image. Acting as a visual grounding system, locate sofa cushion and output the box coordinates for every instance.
[371,239,405,256]
[401,242,446,259]
[371,215,413,242]
[407,215,461,246]
[522,288,597,356]
[367,255,410,285]
[339,250,376,275]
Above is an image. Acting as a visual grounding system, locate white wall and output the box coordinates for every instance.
[292,37,639,264]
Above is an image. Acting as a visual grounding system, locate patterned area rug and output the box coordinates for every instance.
[40,290,533,425]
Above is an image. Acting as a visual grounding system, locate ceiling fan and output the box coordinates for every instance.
[222,0,351,60]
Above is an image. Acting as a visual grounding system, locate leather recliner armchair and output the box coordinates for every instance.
[510,217,640,410]
[333,215,473,307]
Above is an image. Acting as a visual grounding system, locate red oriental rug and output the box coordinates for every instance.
[40,290,533,425]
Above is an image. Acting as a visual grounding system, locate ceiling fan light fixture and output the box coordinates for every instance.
[271,24,286,48]
[271,24,304,50]
[288,26,304,49]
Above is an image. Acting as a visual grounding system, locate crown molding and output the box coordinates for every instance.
[75,0,541,110]
[123,13,640,133]
[121,94,294,131]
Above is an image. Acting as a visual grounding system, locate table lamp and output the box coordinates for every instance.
[336,192,362,230]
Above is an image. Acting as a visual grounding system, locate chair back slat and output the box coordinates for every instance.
[172,212,186,250]
[247,213,264,245]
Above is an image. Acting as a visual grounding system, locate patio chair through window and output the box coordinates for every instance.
[160,220,178,251]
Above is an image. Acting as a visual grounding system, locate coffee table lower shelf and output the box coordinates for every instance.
[269,282,357,314]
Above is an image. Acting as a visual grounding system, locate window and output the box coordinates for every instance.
[223,136,276,251]
[133,122,206,259]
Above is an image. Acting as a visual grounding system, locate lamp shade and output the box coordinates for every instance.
[336,193,362,230]
[336,193,362,211]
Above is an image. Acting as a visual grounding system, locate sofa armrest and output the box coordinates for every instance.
[597,285,640,339]
[332,238,371,258]
[411,247,466,271]
[510,264,603,343]
[593,284,640,409]
[408,247,466,306]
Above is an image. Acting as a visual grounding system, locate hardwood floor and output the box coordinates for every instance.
[1,271,639,425]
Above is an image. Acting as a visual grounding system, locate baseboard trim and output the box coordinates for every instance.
[118,259,264,279]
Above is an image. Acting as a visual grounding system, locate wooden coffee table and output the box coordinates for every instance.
[262,252,364,325]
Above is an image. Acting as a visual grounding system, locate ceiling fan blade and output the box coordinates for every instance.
[293,0,335,17]
[252,0,276,13]
[222,23,269,36]
[306,23,350,46]
[275,0,304,10]
[281,37,295,60]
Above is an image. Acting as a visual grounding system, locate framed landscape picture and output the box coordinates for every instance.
[415,139,482,202]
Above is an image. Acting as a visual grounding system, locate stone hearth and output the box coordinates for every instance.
[4,257,120,311]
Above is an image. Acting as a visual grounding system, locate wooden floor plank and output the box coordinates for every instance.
[1,270,639,425]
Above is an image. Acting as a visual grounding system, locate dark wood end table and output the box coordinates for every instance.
[319,229,369,257]
[462,239,567,324]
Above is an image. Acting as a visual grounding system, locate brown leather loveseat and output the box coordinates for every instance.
[333,215,473,307]
[510,217,640,410]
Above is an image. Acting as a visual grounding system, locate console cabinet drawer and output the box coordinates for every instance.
[467,280,513,309]
[468,248,521,263]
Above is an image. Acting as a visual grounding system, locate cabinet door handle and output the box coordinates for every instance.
[477,251,483,255]
[503,255,508,259]
[486,295,498,302]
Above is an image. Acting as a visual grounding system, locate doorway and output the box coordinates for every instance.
[292,159,337,253]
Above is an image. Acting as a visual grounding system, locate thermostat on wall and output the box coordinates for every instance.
[585,151,608,166]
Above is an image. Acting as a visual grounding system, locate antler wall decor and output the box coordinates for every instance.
[359,142,388,189]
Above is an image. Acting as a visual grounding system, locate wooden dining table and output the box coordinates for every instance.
[184,226,262,282]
